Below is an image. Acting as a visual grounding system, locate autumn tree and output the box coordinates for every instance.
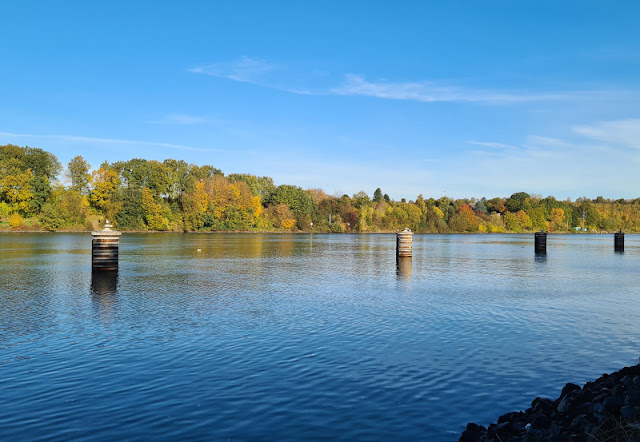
[549,208,565,231]
[527,207,547,231]
[515,210,533,231]
[1,169,35,215]
[181,180,209,231]
[141,187,170,231]
[228,174,276,199]
[90,163,121,217]
[265,184,313,229]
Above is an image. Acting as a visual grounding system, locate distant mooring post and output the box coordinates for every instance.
[396,228,413,258]
[534,230,547,254]
[614,229,624,252]
[91,220,121,271]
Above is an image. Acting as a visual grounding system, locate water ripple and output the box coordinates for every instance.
[0,233,639,440]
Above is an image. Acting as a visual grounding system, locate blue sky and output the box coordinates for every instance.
[1,1,639,200]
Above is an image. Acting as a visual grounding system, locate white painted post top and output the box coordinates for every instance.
[92,219,121,236]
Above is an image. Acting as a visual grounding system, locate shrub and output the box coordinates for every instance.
[9,212,22,228]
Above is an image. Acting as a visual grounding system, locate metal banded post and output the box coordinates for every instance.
[614,230,624,252]
[396,228,413,258]
[534,230,547,254]
[92,220,121,271]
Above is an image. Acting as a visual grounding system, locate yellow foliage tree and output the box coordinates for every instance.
[515,210,533,231]
[9,212,22,228]
[549,208,565,230]
[141,187,170,231]
[182,180,209,230]
[91,165,120,212]
[267,203,296,230]
[1,169,35,215]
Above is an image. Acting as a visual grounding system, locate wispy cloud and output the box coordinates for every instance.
[147,114,209,125]
[190,58,638,106]
[572,118,640,149]
[189,56,278,84]
[0,131,222,152]
[524,135,573,148]
[467,141,516,150]
[330,74,582,104]
[189,56,315,95]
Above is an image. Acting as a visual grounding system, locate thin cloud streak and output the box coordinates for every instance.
[190,58,629,105]
[190,57,315,95]
[189,56,277,83]
[572,118,640,149]
[331,74,607,104]
[467,141,517,150]
[147,114,209,125]
[0,131,223,152]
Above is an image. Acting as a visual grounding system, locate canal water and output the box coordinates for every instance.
[1,233,639,440]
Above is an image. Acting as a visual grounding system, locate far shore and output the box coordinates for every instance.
[0,229,632,235]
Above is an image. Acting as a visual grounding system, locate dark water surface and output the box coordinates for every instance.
[1,233,639,441]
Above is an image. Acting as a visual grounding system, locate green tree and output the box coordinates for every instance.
[352,191,371,209]
[506,192,532,212]
[163,158,190,200]
[39,203,65,231]
[266,184,313,227]
[503,211,520,232]
[527,207,547,230]
[228,173,276,199]
[67,155,92,194]
[23,147,62,180]
[373,188,383,203]
[28,175,51,214]
[114,189,145,229]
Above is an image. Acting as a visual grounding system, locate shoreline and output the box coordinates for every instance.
[0,230,632,235]
[460,364,640,441]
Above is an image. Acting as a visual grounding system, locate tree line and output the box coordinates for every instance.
[2,144,640,233]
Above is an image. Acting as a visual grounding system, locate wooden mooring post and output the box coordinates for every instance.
[534,230,547,254]
[614,230,624,252]
[92,220,121,271]
[396,228,414,258]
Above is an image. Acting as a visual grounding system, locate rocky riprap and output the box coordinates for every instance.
[460,364,640,442]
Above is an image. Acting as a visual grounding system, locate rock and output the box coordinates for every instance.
[557,390,586,414]
[603,394,623,411]
[590,402,605,415]
[498,411,525,424]
[560,383,581,398]
[569,414,590,431]
[531,414,552,429]
[460,422,485,442]
[620,405,635,419]
[531,397,554,414]
[624,388,640,406]
[459,365,640,442]
[592,393,608,403]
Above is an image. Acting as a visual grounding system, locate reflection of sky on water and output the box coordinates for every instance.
[0,233,639,441]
